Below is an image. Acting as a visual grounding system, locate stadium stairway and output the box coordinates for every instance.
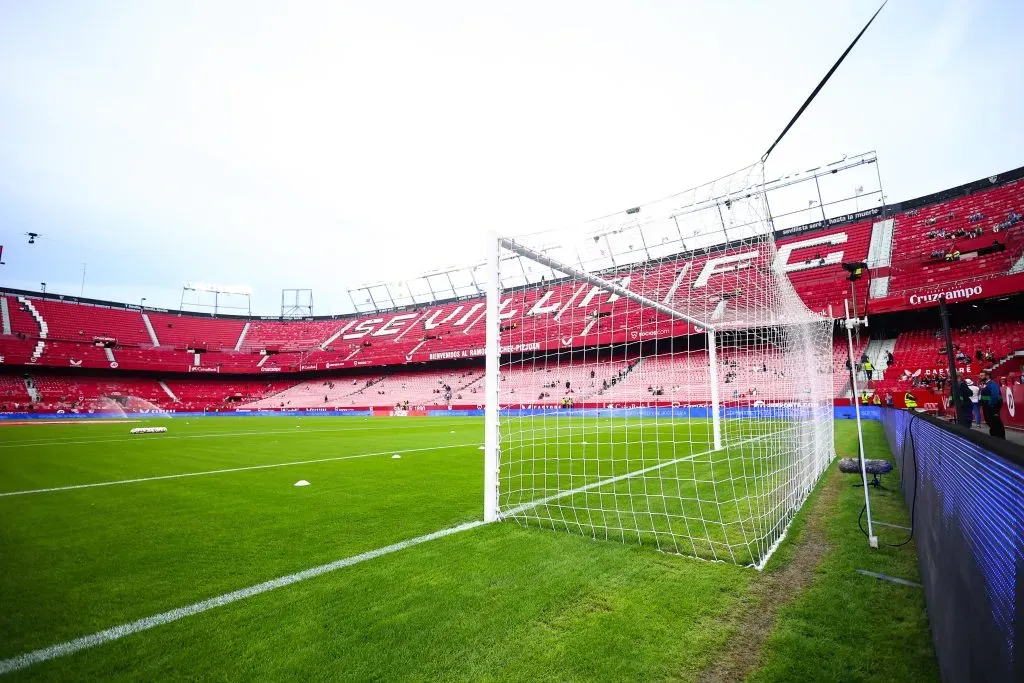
[867,218,895,298]
[592,358,643,399]
[23,377,39,403]
[863,337,897,382]
[0,297,11,335]
[234,322,250,351]
[159,381,179,403]
[1011,250,1024,275]
[17,297,47,363]
[142,313,161,346]
[318,323,351,350]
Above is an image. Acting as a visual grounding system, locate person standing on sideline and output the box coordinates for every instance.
[967,378,982,426]
[955,373,974,428]
[978,370,1006,438]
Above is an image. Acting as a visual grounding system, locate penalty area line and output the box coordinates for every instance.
[0,520,485,676]
[0,443,480,498]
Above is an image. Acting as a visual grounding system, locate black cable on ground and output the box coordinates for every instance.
[857,410,919,547]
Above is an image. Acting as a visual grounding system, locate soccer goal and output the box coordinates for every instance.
[482,164,834,569]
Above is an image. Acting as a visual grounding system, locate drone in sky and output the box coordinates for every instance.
[25,232,42,244]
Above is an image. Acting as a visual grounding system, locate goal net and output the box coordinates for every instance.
[483,163,834,569]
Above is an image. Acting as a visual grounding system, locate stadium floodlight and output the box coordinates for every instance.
[483,162,835,569]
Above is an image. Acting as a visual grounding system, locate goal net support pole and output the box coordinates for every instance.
[706,328,723,451]
[483,233,501,522]
[844,299,877,548]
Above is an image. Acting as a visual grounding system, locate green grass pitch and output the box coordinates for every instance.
[500,417,803,566]
[0,416,938,681]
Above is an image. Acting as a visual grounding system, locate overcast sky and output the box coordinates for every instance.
[1,0,1022,315]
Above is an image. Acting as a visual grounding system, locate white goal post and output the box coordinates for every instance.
[483,163,835,568]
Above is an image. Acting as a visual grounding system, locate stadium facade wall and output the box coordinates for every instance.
[879,408,1023,683]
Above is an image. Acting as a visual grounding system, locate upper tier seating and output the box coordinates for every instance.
[6,295,45,338]
[888,180,1023,295]
[30,300,151,345]
[241,320,340,352]
[146,312,246,350]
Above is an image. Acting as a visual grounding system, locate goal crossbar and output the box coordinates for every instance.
[498,238,716,332]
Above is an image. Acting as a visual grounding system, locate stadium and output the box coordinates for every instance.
[1,3,1023,682]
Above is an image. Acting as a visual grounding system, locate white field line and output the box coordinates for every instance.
[0,420,483,449]
[2,424,663,497]
[0,520,485,676]
[0,443,479,498]
[0,416,718,450]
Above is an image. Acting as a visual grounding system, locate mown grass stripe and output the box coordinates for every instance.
[0,520,485,675]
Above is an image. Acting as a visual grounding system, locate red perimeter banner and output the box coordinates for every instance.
[1001,383,1024,431]
[868,272,1024,314]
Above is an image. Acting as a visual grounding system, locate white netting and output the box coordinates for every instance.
[488,163,834,568]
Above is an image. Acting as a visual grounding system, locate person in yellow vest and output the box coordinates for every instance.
[863,359,874,381]
[872,393,882,406]
[861,391,871,405]
[904,392,918,409]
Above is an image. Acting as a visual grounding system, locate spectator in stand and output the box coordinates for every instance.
[955,373,973,428]
[967,379,982,426]
[862,358,874,381]
[978,370,1005,439]
[886,350,895,366]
